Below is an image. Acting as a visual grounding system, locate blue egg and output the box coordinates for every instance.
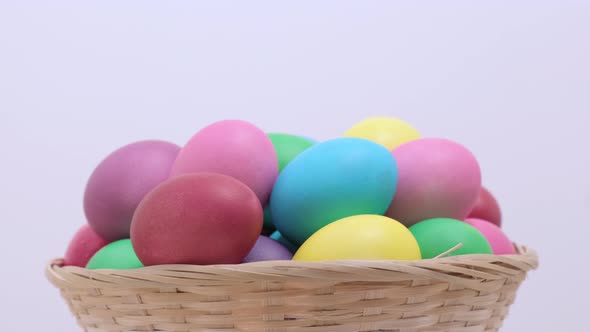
[270,138,398,245]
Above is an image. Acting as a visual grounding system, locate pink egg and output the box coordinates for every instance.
[386,138,481,227]
[84,140,180,241]
[465,218,515,255]
[63,224,110,267]
[170,120,278,204]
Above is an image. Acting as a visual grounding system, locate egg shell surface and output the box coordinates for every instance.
[268,133,315,172]
[64,224,110,267]
[271,138,398,245]
[84,140,180,241]
[131,173,263,266]
[386,138,481,227]
[409,218,492,258]
[170,120,278,205]
[465,218,515,254]
[86,239,143,270]
[468,187,503,227]
[243,236,293,263]
[264,133,315,230]
[344,117,420,150]
[293,215,421,261]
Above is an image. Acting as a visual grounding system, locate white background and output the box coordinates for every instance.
[1,1,589,331]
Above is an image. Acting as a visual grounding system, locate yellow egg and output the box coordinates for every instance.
[344,117,420,150]
[293,215,421,261]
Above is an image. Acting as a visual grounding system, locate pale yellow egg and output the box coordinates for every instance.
[344,117,420,150]
[293,215,421,261]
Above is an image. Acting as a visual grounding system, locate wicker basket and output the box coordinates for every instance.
[46,244,538,332]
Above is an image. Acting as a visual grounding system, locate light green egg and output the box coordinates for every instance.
[86,239,144,270]
[267,133,315,173]
[409,218,492,259]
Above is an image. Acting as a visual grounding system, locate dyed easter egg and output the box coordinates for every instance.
[293,215,420,261]
[465,218,515,254]
[170,120,277,205]
[344,117,420,150]
[64,224,110,267]
[409,218,492,259]
[84,140,180,241]
[468,187,502,227]
[268,133,315,172]
[86,239,143,270]
[386,138,481,227]
[271,138,397,245]
[264,133,315,229]
[269,231,299,253]
[131,173,263,266]
[243,236,293,263]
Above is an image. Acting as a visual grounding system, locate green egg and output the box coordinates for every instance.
[268,133,315,173]
[86,239,144,270]
[409,218,492,259]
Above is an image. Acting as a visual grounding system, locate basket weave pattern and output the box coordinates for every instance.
[47,245,537,332]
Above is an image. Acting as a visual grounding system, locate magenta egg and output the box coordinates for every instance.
[84,140,180,241]
[386,138,481,227]
[170,120,278,204]
[243,236,293,263]
[465,218,515,255]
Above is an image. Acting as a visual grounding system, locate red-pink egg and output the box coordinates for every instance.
[131,173,263,266]
[468,186,502,227]
[170,120,278,205]
[84,140,180,241]
[386,138,481,227]
[465,218,515,255]
[63,224,110,267]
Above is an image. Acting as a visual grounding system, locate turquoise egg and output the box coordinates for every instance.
[264,133,316,230]
[270,138,398,245]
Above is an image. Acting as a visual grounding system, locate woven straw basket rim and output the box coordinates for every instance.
[47,245,538,332]
[47,245,538,290]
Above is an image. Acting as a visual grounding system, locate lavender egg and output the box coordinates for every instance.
[84,140,180,241]
[242,236,293,263]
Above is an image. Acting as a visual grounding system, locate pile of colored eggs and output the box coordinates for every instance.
[63,117,515,270]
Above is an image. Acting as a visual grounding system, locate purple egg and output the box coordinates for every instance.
[84,140,180,241]
[243,236,293,263]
